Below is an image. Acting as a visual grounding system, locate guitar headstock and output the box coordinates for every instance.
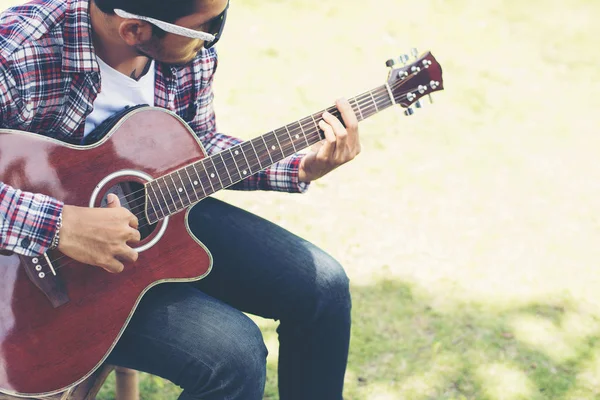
[386,50,444,115]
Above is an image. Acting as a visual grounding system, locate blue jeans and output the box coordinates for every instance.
[106,197,352,399]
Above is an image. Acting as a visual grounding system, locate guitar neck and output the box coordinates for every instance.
[145,84,394,223]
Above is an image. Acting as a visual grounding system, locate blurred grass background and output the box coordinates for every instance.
[3,0,600,398]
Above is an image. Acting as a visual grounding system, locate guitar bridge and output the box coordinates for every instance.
[22,252,69,308]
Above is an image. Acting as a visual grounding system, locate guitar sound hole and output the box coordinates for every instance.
[100,181,157,241]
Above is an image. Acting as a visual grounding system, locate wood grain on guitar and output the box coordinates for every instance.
[0,52,443,397]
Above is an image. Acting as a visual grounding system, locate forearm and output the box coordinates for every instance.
[0,181,63,256]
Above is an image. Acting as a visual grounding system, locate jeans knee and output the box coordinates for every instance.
[312,250,352,313]
[184,315,267,399]
[229,320,268,381]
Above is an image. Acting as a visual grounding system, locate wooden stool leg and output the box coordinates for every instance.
[114,367,139,400]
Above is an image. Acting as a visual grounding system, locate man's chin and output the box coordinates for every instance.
[160,53,201,68]
[135,46,200,67]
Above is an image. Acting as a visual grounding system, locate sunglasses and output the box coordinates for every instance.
[114,2,229,48]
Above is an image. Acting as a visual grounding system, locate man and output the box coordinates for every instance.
[0,0,360,398]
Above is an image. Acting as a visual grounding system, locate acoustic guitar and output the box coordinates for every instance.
[0,52,443,397]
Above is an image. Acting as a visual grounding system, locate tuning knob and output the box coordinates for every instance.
[415,100,423,109]
[400,54,410,65]
[404,107,415,116]
[385,59,396,68]
[411,48,419,59]
[428,94,434,104]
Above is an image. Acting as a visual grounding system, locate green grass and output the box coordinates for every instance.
[2,0,600,398]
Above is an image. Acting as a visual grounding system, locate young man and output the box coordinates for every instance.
[0,0,360,398]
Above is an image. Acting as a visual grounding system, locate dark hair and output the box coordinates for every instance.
[94,0,198,37]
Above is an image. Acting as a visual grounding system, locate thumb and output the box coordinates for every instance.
[106,193,121,208]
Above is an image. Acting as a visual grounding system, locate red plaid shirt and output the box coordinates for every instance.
[0,0,308,257]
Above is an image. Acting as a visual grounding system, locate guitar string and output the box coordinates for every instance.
[103,74,426,218]
[77,83,402,222]
[133,77,429,219]
[132,88,393,216]
[46,77,432,269]
[96,80,421,224]
[84,72,425,217]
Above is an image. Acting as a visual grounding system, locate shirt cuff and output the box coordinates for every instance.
[2,190,64,256]
[288,153,310,193]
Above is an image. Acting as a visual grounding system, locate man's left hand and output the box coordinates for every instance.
[298,98,361,183]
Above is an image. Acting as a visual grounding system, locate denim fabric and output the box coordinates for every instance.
[107,197,352,400]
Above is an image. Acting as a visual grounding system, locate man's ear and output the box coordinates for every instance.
[118,20,153,46]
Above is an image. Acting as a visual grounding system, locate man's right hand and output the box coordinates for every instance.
[58,193,141,273]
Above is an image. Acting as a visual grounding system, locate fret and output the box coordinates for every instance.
[283,125,298,153]
[266,131,285,160]
[308,114,322,143]
[278,127,296,153]
[352,97,364,120]
[222,149,241,183]
[197,160,215,193]
[285,124,306,150]
[156,177,175,214]
[272,130,287,157]
[146,182,165,221]
[383,83,395,105]
[259,135,274,164]
[378,87,393,110]
[368,91,379,112]
[247,140,263,170]
[296,120,311,147]
[250,137,268,167]
[169,174,185,210]
[176,170,193,206]
[232,144,252,177]
[218,152,235,184]
[191,163,209,197]
[194,161,215,194]
[205,157,224,190]
[272,128,287,155]
[227,148,243,178]
[162,176,180,212]
[298,118,312,144]
[183,166,201,202]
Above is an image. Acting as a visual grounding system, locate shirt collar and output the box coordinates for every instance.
[61,0,100,74]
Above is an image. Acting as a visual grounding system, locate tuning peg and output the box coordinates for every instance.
[414,100,423,109]
[411,48,419,59]
[385,59,396,68]
[428,94,434,104]
[400,54,410,65]
[404,107,415,116]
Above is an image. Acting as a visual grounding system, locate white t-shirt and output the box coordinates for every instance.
[83,57,156,137]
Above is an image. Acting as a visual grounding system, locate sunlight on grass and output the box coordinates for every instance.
[396,351,461,398]
[560,311,600,344]
[509,315,577,364]
[364,382,403,400]
[566,348,600,399]
[477,362,536,400]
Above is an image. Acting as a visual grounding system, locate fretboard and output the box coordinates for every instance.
[145,84,394,223]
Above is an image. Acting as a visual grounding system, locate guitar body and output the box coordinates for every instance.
[0,107,212,397]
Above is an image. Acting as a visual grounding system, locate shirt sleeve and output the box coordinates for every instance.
[187,51,310,193]
[0,183,63,256]
[0,63,64,256]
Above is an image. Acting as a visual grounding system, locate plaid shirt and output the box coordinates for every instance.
[0,0,308,257]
